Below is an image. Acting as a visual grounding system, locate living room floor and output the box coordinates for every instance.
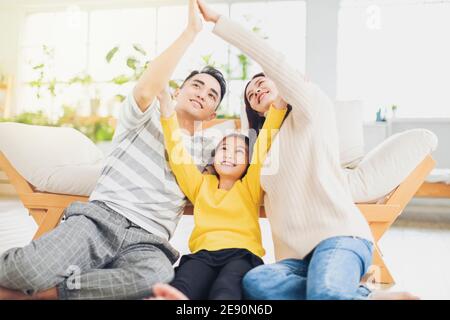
[1,196,450,300]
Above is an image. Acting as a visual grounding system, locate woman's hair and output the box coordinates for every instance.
[244,73,267,136]
[203,133,251,179]
[243,72,292,136]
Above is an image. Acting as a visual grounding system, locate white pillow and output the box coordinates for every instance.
[346,129,438,203]
[0,122,104,196]
[334,100,365,168]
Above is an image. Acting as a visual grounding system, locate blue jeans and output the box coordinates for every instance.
[242,236,374,300]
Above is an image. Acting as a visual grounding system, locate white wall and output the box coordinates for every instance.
[305,0,340,99]
[0,4,22,111]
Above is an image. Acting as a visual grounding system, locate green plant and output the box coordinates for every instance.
[28,45,57,99]
[0,107,116,143]
[57,106,115,142]
[13,111,54,126]
[68,73,93,86]
[237,54,249,80]
[106,43,149,85]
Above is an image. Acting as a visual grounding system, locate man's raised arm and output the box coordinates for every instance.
[133,0,202,112]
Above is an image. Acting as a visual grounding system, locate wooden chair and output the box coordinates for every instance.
[416,181,450,198]
[0,152,87,240]
[358,155,435,284]
[0,148,435,284]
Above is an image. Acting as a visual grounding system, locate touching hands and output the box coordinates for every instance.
[186,0,203,35]
[197,0,221,23]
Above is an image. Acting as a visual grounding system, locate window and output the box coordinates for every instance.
[18,1,306,119]
[337,0,450,120]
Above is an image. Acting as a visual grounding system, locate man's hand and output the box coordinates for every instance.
[133,0,201,113]
[197,0,221,23]
[158,87,175,119]
[187,0,203,35]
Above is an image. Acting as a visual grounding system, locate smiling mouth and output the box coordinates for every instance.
[258,91,268,104]
[190,99,203,109]
[221,161,236,167]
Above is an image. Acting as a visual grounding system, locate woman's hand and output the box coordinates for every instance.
[197,0,221,23]
[186,0,203,35]
[158,87,175,118]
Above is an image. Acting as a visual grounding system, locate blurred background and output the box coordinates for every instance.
[1,0,449,141]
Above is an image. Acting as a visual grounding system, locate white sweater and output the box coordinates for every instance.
[214,17,374,260]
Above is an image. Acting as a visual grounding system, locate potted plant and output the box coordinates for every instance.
[391,104,398,119]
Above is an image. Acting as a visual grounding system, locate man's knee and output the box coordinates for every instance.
[0,247,45,293]
[134,253,175,287]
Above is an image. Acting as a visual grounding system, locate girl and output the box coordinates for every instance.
[154,87,287,300]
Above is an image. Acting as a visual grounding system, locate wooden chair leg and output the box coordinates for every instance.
[365,245,395,285]
[32,207,65,240]
[28,208,47,226]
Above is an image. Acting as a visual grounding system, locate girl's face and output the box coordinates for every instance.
[245,76,279,116]
[213,135,249,180]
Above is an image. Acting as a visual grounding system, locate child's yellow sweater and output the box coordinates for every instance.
[161,106,287,257]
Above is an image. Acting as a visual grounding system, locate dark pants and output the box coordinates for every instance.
[170,248,263,300]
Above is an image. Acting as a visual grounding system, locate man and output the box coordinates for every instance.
[0,0,226,300]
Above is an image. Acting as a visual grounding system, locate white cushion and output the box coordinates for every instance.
[346,129,438,203]
[334,100,365,168]
[0,122,103,196]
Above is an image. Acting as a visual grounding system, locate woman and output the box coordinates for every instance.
[194,0,418,300]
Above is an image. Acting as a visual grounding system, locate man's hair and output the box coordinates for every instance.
[181,66,227,105]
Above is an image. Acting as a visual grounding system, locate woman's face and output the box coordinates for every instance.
[245,76,279,116]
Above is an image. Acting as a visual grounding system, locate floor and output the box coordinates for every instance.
[1,196,450,300]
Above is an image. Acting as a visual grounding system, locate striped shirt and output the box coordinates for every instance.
[89,94,218,240]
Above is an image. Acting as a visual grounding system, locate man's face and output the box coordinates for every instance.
[245,76,279,116]
[174,73,221,121]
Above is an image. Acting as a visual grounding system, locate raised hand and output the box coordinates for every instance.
[197,0,221,23]
[187,0,203,34]
[272,95,288,110]
[157,87,174,118]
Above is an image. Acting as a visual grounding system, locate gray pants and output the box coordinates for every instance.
[0,201,179,300]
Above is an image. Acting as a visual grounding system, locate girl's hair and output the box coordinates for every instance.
[243,72,292,135]
[203,133,251,179]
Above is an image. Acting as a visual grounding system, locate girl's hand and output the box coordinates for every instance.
[272,95,288,110]
[197,0,221,23]
[186,0,203,35]
[158,87,174,118]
